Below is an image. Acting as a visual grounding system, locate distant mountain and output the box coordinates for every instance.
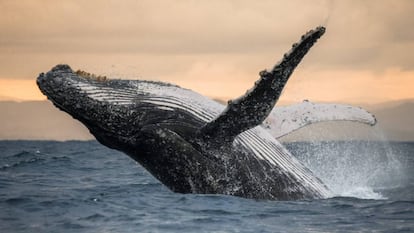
[0,101,92,140]
[0,95,21,102]
[0,100,413,141]
[371,101,414,141]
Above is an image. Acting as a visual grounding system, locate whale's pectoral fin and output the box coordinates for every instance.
[138,125,213,193]
[197,26,326,143]
[263,101,377,139]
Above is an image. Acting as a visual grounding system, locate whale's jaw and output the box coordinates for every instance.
[37,65,136,151]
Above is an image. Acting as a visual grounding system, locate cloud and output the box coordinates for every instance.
[280,68,414,104]
[325,1,414,72]
[0,0,413,103]
[1,1,412,69]
[0,0,329,53]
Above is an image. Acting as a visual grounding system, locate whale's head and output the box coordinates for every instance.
[37,64,232,193]
[37,65,131,148]
[36,64,215,153]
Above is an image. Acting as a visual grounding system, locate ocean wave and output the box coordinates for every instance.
[4,197,33,205]
[336,186,386,200]
[0,156,45,170]
[11,151,36,158]
[0,140,412,233]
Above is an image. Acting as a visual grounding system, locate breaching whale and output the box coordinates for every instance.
[37,26,376,200]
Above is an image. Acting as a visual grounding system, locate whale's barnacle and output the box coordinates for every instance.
[75,70,107,82]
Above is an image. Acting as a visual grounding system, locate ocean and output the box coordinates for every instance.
[0,140,413,232]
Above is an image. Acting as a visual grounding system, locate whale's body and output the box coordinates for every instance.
[37,27,375,200]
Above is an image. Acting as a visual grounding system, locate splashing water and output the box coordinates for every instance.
[284,124,406,200]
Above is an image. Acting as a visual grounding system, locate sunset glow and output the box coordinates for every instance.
[0,79,45,101]
[1,67,413,104]
[1,0,413,104]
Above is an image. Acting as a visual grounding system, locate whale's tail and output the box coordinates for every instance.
[198,27,326,143]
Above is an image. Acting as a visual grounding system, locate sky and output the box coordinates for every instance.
[1,0,414,104]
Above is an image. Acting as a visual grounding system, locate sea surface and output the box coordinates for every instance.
[0,140,413,233]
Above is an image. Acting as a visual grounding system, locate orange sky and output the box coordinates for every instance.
[1,0,414,104]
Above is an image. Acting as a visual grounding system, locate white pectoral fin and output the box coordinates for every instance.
[263,101,377,139]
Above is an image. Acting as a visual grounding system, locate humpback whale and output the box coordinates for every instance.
[37,26,376,200]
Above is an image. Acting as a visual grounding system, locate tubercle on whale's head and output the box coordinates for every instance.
[37,64,76,106]
[37,64,101,110]
[36,64,134,147]
[37,64,112,104]
[37,64,108,90]
[37,65,99,120]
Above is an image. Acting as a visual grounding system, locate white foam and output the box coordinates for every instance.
[338,186,386,200]
[291,138,406,200]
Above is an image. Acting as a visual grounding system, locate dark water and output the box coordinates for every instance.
[0,140,413,233]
